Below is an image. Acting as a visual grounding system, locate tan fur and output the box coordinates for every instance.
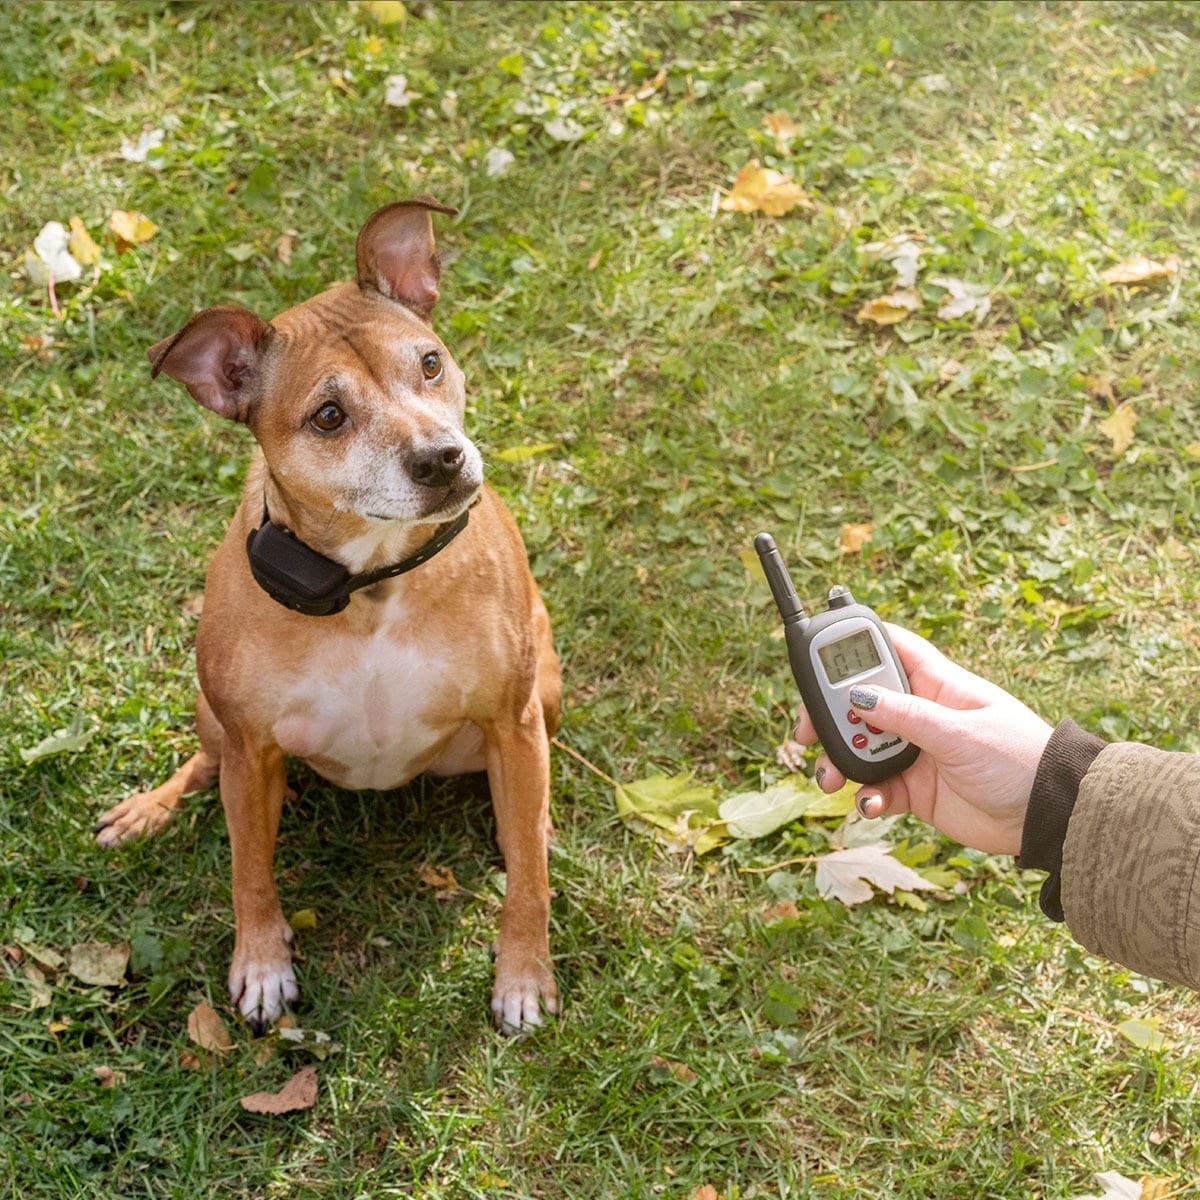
[97,205,561,1034]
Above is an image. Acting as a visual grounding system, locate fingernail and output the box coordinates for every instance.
[856,793,875,818]
[848,685,878,711]
[814,766,826,787]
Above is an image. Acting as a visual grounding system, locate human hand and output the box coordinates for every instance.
[792,625,1053,855]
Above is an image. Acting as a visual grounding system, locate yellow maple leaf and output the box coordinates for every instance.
[67,217,102,266]
[1098,403,1137,455]
[361,0,406,24]
[1100,254,1180,285]
[109,209,158,245]
[719,160,809,217]
[855,288,920,326]
[840,522,873,554]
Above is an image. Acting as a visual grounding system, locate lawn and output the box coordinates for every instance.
[3,2,1200,1197]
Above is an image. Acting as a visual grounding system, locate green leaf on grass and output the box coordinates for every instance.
[494,442,557,463]
[615,772,728,854]
[803,785,857,821]
[20,722,94,765]
[1117,1016,1168,1052]
[719,778,816,839]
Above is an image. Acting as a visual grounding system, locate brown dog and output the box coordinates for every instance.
[96,198,561,1035]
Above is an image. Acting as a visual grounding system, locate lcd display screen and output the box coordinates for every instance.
[817,628,882,685]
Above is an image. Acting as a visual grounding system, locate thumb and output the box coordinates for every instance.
[847,683,960,753]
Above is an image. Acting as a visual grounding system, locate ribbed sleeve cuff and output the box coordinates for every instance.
[1017,719,1107,921]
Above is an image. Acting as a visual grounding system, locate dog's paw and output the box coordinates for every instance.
[491,962,558,1035]
[229,937,299,1036]
[95,791,177,847]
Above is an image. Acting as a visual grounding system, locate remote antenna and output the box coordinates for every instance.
[754,533,809,631]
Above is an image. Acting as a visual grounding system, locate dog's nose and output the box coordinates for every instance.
[409,440,466,488]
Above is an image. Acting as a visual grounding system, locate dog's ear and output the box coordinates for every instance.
[356,196,459,320]
[148,305,271,422]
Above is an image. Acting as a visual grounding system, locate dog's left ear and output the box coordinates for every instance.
[356,196,459,320]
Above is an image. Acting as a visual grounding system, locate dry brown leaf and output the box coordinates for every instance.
[691,1187,723,1200]
[649,1054,697,1083]
[276,234,294,264]
[763,111,801,153]
[719,160,809,217]
[1098,404,1137,455]
[240,1065,319,1114]
[94,1066,119,1088]
[938,358,963,383]
[187,1000,235,1053]
[418,863,461,899]
[1100,255,1180,285]
[762,901,800,923]
[855,288,920,326]
[67,941,129,987]
[840,523,873,554]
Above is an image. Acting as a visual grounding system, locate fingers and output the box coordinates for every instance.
[845,683,959,753]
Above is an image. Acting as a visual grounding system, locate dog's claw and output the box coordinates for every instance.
[491,966,558,1035]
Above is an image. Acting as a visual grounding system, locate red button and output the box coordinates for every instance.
[852,733,869,749]
[866,724,883,735]
[847,710,862,725]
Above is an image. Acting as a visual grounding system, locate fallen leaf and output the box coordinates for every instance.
[240,1065,319,1114]
[25,221,82,284]
[719,779,816,839]
[20,721,94,765]
[68,217,102,266]
[649,1054,697,1083]
[485,146,515,177]
[1098,404,1137,455]
[803,786,857,820]
[384,74,412,107]
[179,1051,203,1071]
[119,127,165,166]
[1100,255,1180,285]
[417,863,461,898]
[855,288,920,326]
[276,234,294,264]
[289,909,317,931]
[1073,1172,1175,1200]
[775,739,806,772]
[860,235,924,287]
[762,901,800,923]
[24,965,52,1009]
[109,209,158,245]
[928,275,992,321]
[1116,1016,1168,1052]
[840,522,873,554]
[691,1187,723,1200]
[614,773,728,854]
[763,111,800,153]
[67,942,129,987]
[361,0,406,23]
[938,358,963,382]
[187,1000,235,1053]
[94,1066,118,1088]
[544,115,585,143]
[494,442,557,463]
[719,160,809,217]
[814,845,938,907]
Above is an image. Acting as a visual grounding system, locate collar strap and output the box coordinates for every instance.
[245,500,471,617]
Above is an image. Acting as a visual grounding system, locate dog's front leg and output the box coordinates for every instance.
[484,698,557,1034]
[220,740,298,1034]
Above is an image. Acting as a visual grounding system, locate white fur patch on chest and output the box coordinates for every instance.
[271,623,460,791]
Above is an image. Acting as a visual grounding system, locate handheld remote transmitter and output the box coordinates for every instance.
[754,532,920,785]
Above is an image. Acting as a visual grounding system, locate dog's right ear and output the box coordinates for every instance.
[148,305,271,422]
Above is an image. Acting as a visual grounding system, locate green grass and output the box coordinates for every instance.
[4,1,1200,1196]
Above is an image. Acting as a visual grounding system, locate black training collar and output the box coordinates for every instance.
[245,499,471,616]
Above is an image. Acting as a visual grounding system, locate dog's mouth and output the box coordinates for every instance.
[364,482,481,525]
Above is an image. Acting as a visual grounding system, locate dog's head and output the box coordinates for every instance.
[148,198,481,527]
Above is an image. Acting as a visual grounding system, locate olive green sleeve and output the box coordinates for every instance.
[1061,742,1200,991]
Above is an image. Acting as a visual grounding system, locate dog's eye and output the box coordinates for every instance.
[421,351,442,380]
[310,402,346,433]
